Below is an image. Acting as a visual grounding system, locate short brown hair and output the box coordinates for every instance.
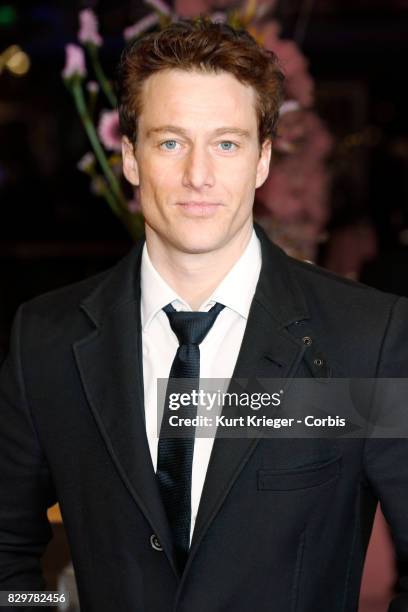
[116,17,284,149]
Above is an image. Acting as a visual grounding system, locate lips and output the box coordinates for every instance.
[177,201,221,206]
[175,201,223,217]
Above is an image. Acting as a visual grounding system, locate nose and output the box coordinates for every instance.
[182,144,215,190]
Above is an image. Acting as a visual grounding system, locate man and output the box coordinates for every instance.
[1,18,408,612]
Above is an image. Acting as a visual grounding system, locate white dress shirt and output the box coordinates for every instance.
[140,228,262,545]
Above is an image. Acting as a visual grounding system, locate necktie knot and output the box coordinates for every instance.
[163,302,225,346]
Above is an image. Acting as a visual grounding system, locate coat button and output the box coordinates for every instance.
[302,336,312,346]
[150,534,163,551]
[313,358,324,367]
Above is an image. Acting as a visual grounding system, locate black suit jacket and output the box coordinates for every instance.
[1,223,408,612]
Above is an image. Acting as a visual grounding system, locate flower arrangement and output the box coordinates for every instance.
[62,0,333,258]
[62,9,144,240]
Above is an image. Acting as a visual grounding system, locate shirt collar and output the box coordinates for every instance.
[140,228,262,331]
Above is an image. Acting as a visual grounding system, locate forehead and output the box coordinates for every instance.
[138,68,258,133]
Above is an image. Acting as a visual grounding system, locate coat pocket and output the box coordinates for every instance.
[257,455,341,491]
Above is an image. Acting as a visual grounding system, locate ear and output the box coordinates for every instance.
[255,139,272,189]
[122,136,139,186]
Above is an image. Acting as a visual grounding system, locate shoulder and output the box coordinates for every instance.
[17,239,142,323]
[288,255,405,316]
[282,255,408,375]
[12,239,145,351]
[19,267,112,323]
[255,223,405,325]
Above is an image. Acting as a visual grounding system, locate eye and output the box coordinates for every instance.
[218,141,238,152]
[159,140,180,151]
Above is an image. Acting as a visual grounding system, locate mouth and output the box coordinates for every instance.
[175,201,223,217]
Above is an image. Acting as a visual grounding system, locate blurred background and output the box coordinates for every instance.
[1,0,407,609]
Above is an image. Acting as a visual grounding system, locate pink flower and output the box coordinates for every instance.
[255,0,278,16]
[257,110,332,232]
[275,104,306,153]
[259,21,314,107]
[123,13,159,41]
[86,80,99,94]
[175,0,210,17]
[77,152,95,173]
[62,44,87,79]
[145,0,172,16]
[257,162,303,222]
[97,110,122,152]
[301,112,334,160]
[260,20,282,48]
[210,12,228,23]
[270,39,307,79]
[279,100,301,116]
[78,9,103,47]
[286,72,314,107]
[209,0,237,6]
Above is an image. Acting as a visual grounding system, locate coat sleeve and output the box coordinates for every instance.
[0,303,57,603]
[363,296,408,612]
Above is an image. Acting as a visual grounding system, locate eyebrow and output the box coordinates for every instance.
[145,125,251,139]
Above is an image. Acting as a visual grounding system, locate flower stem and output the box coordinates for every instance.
[87,44,117,108]
[101,182,120,212]
[71,78,124,216]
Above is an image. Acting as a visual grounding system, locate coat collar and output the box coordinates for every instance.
[253,223,310,326]
[79,221,310,330]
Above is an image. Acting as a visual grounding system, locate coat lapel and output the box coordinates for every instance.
[185,223,310,572]
[72,239,179,578]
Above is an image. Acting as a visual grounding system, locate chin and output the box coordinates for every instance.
[172,224,227,254]
[176,239,222,255]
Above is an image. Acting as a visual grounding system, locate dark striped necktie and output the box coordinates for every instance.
[156,301,225,572]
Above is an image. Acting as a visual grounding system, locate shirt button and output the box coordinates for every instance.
[150,534,163,551]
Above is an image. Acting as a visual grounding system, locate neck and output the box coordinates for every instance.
[145,223,253,310]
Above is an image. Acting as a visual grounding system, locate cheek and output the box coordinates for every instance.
[232,154,259,182]
[138,163,179,219]
[228,169,257,200]
[142,159,179,192]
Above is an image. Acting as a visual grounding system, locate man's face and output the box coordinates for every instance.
[122,68,271,254]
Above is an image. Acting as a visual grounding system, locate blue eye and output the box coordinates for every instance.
[219,141,237,151]
[160,140,178,151]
